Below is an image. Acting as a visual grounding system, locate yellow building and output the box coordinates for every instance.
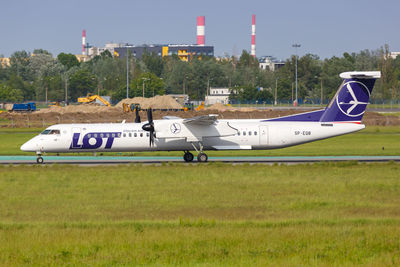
[0,57,10,67]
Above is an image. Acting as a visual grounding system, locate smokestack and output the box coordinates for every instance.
[82,30,86,56]
[197,16,205,46]
[251,14,256,57]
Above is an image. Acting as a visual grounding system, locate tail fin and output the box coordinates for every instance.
[319,71,381,123]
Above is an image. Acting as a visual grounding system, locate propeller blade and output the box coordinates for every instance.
[147,108,153,123]
[150,131,154,146]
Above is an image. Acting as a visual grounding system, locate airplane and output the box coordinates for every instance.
[21,71,381,164]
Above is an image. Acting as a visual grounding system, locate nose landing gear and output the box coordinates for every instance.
[36,156,44,164]
[36,152,44,164]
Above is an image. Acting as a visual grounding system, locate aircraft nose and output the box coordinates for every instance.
[20,139,37,152]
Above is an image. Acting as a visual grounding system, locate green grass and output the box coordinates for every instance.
[378,112,400,117]
[2,126,399,156]
[0,163,400,265]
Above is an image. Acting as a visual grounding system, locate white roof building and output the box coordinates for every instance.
[259,56,285,71]
[205,87,231,105]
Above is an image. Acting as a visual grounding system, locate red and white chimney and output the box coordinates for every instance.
[197,16,205,46]
[251,14,256,57]
[82,29,86,55]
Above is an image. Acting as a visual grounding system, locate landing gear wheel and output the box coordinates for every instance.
[183,152,194,162]
[36,156,44,164]
[197,153,208,162]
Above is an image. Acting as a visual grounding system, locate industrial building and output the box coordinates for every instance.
[79,16,213,62]
[114,44,214,61]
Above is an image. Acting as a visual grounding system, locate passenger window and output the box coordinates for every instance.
[237,131,240,136]
[243,131,246,136]
[100,133,104,138]
[140,133,143,137]
[134,133,137,137]
[254,131,257,136]
[123,133,126,137]
[146,132,149,137]
[94,134,98,138]
[128,133,132,137]
[249,131,252,136]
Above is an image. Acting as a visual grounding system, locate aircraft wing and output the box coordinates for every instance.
[183,115,218,125]
[155,114,236,141]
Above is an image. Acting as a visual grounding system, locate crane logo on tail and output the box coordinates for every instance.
[336,81,370,117]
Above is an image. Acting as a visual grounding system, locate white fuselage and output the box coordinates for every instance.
[20,119,365,153]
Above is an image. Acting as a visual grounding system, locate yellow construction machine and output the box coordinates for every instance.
[195,101,205,111]
[77,94,111,107]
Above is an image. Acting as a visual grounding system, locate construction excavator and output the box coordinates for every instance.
[77,94,111,107]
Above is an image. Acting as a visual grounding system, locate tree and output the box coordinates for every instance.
[33,49,52,56]
[0,83,24,102]
[6,74,34,100]
[57,53,80,70]
[68,69,97,100]
[142,51,163,76]
[9,50,32,81]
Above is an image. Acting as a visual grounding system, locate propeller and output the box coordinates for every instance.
[142,108,155,146]
[134,107,141,123]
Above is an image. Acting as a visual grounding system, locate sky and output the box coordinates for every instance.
[1,0,400,60]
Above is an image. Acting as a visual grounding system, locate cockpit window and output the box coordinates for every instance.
[41,129,60,135]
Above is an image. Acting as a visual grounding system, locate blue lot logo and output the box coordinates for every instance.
[336,81,370,117]
[70,132,122,149]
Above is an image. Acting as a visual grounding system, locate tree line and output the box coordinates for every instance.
[0,44,399,104]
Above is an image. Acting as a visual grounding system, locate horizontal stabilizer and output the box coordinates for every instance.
[339,71,381,79]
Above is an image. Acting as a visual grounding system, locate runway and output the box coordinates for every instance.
[1,155,399,164]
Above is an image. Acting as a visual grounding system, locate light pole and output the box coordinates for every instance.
[207,78,213,96]
[183,76,188,94]
[292,43,301,106]
[274,78,278,106]
[126,49,129,98]
[142,78,149,97]
[64,78,68,105]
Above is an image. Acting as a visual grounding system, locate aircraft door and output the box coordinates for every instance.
[259,126,268,145]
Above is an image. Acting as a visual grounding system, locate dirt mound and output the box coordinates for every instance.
[116,95,182,109]
[206,103,257,112]
[206,103,234,111]
[35,105,122,114]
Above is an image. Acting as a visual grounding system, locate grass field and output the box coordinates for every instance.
[0,163,400,265]
[1,126,399,156]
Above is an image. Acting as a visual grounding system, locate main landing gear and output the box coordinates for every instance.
[183,143,209,163]
[183,151,194,162]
